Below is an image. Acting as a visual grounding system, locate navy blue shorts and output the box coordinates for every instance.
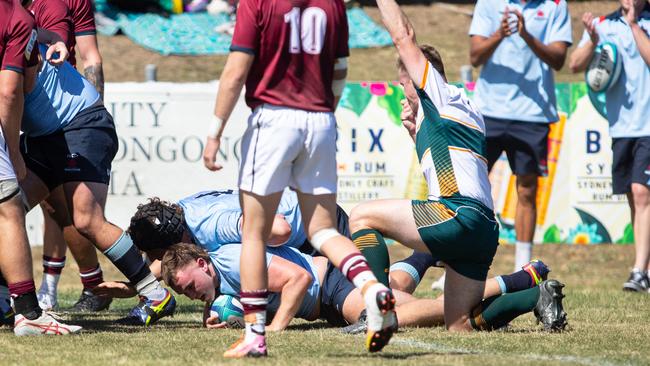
[20,106,118,191]
[612,137,650,194]
[485,117,550,177]
[319,263,355,326]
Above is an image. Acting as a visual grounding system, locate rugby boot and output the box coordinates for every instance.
[534,280,568,332]
[522,259,550,286]
[622,270,649,292]
[364,282,397,352]
[117,289,176,326]
[72,289,112,312]
[223,335,268,358]
[14,312,82,336]
[341,310,367,334]
[1,297,14,327]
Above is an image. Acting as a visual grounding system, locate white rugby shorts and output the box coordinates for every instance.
[238,104,337,196]
[0,128,17,183]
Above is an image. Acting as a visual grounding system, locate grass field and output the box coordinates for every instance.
[1,244,648,366]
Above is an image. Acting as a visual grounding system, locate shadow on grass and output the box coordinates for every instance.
[73,320,202,333]
[285,321,332,331]
[327,351,454,359]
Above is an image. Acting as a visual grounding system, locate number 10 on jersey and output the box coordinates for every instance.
[284,7,327,55]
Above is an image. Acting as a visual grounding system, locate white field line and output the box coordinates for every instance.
[390,337,632,366]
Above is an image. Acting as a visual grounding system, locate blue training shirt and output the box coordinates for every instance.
[578,7,650,138]
[178,188,307,252]
[22,44,100,137]
[209,244,320,320]
[469,0,572,123]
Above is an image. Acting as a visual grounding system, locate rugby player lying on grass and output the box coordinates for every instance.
[96,188,555,325]
[159,242,560,332]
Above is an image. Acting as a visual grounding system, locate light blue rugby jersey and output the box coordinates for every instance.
[469,0,572,123]
[579,7,650,138]
[209,244,320,320]
[178,188,307,252]
[22,44,100,137]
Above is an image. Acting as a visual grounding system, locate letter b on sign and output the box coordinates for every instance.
[586,130,601,154]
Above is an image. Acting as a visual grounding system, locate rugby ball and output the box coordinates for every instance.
[585,42,622,92]
[210,295,244,328]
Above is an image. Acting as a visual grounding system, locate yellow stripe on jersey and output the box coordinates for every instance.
[448,146,488,165]
[439,113,483,133]
[412,201,456,228]
[420,62,429,89]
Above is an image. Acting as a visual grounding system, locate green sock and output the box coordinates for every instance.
[470,286,540,331]
[351,229,390,286]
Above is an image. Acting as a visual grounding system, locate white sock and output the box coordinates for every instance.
[514,241,533,271]
[39,273,60,298]
[135,273,167,301]
[351,270,376,291]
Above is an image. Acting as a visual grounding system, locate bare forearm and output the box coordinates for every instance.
[569,42,597,73]
[214,76,245,136]
[84,63,105,100]
[268,280,309,330]
[377,0,416,51]
[0,80,24,156]
[521,34,566,70]
[470,34,503,67]
[631,23,650,67]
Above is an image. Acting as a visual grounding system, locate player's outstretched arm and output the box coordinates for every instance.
[376,0,426,86]
[203,51,254,171]
[569,13,599,73]
[265,256,313,331]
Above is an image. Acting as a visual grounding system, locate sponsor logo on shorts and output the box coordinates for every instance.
[64,153,81,173]
[645,164,650,186]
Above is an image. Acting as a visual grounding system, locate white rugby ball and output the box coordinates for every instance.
[586,42,622,92]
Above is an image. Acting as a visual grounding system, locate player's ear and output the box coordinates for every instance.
[197,257,210,272]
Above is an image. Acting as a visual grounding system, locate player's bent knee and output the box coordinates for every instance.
[309,228,342,252]
[348,204,373,232]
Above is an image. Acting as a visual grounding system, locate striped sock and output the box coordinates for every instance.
[79,264,104,291]
[352,229,390,286]
[240,290,268,341]
[9,280,41,320]
[40,256,65,298]
[340,252,378,293]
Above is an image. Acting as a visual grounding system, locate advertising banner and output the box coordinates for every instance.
[25,81,632,245]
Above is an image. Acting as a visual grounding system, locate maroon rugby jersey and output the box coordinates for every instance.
[29,0,73,49]
[0,0,38,74]
[231,0,349,112]
[61,0,97,66]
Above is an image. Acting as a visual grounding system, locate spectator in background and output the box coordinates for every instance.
[469,0,572,271]
[569,0,650,293]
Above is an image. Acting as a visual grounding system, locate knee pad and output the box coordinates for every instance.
[309,228,341,252]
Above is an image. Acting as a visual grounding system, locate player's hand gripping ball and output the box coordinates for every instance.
[210,295,245,329]
[586,42,622,93]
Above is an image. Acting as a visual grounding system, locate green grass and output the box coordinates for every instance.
[1,244,648,365]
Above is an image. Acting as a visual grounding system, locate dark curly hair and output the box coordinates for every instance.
[128,198,187,252]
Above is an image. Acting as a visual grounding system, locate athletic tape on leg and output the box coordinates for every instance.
[309,228,341,252]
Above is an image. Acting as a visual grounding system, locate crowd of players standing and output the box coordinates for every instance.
[0,0,648,357]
